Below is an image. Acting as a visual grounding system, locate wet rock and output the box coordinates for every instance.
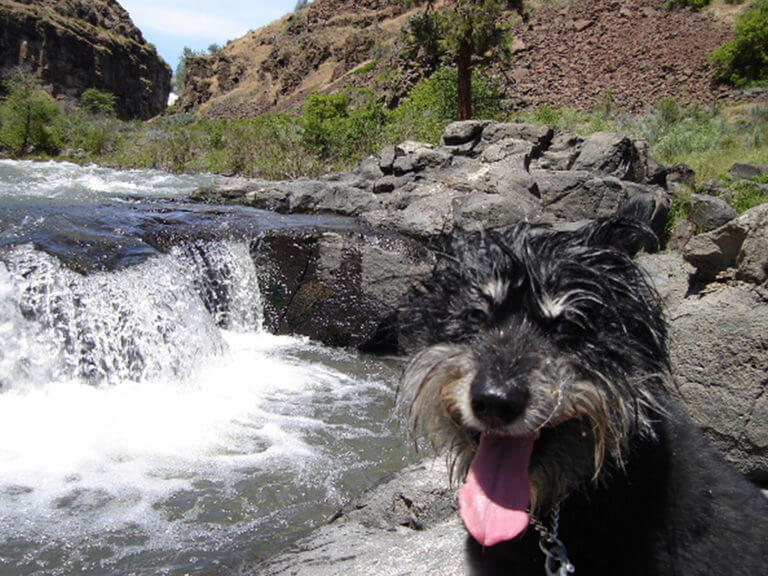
[254,459,466,576]
[252,228,433,350]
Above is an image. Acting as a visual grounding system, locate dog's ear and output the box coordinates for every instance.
[583,214,659,257]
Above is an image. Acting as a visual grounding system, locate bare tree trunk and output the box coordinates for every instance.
[457,36,472,121]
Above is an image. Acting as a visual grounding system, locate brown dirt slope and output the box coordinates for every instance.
[179,0,755,119]
[507,0,746,111]
[178,0,414,118]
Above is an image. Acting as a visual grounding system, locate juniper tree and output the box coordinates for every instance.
[408,0,520,120]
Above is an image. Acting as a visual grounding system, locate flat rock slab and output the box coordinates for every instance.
[254,460,468,576]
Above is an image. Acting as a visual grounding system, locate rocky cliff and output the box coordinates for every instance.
[0,0,171,120]
[178,0,755,119]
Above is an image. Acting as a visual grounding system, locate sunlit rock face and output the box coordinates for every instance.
[0,0,171,120]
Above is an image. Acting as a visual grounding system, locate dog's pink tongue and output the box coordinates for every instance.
[459,433,535,547]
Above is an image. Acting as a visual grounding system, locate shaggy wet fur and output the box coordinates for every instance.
[399,216,768,576]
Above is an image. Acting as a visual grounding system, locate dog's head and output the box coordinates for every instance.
[399,216,669,547]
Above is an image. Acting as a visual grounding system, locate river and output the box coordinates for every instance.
[0,160,414,576]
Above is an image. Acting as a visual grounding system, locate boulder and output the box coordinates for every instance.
[532,132,583,171]
[735,204,768,285]
[254,459,466,576]
[392,143,452,175]
[571,132,642,181]
[669,283,768,482]
[453,191,542,233]
[631,138,667,186]
[728,163,768,181]
[637,251,693,312]
[441,120,488,146]
[251,228,433,350]
[481,122,554,157]
[688,193,737,232]
[542,176,627,220]
[684,203,768,284]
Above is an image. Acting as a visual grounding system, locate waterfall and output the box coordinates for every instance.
[0,240,260,387]
[0,160,410,576]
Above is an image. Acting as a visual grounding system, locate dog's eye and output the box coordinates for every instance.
[553,318,579,338]
[465,308,489,327]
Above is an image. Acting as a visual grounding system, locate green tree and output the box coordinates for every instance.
[175,47,203,92]
[0,70,61,155]
[79,88,117,116]
[411,0,520,120]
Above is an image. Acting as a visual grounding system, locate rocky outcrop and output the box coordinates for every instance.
[176,0,412,118]
[198,123,768,481]
[0,0,171,119]
[196,120,671,241]
[223,127,768,575]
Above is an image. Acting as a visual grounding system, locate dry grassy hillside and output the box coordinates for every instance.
[177,0,755,119]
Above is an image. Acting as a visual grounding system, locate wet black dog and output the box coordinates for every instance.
[399,216,768,575]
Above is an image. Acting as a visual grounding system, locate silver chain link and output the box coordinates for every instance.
[530,502,576,576]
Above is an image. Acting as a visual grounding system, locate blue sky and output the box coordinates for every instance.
[119,0,300,72]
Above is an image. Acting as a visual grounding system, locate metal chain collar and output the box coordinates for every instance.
[530,501,576,576]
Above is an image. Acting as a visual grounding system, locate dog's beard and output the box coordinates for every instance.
[399,342,660,545]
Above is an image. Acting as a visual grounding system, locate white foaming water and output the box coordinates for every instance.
[0,240,406,576]
[0,159,212,201]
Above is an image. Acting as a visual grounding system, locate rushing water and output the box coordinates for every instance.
[0,161,413,576]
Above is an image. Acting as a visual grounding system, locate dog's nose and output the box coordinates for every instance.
[470,383,529,427]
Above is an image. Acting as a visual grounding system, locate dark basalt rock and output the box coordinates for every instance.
[0,0,171,119]
[251,227,434,351]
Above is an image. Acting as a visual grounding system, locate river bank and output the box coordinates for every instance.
[183,120,768,574]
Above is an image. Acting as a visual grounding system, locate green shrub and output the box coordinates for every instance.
[0,72,61,155]
[664,0,711,10]
[387,66,506,144]
[55,110,122,156]
[300,89,389,166]
[726,179,768,212]
[79,88,117,116]
[710,0,768,87]
[629,101,733,165]
[521,104,617,135]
